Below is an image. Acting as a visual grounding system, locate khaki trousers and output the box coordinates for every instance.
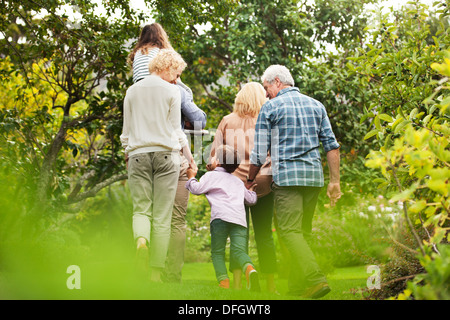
[128,151,180,268]
[163,155,190,282]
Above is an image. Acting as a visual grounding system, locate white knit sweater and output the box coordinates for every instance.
[120,75,188,156]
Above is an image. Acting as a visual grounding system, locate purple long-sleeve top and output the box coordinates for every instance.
[185,167,257,228]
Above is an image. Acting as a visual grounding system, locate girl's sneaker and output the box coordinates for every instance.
[219,278,230,289]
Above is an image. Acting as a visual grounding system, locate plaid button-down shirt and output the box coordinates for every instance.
[250,87,340,187]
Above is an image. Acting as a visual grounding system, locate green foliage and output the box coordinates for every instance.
[351,0,449,251]
[2,0,450,300]
[0,0,144,215]
[151,0,381,196]
[185,194,212,263]
[347,0,450,299]
[151,0,375,122]
[369,216,426,300]
[406,244,450,300]
[313,195,397,269]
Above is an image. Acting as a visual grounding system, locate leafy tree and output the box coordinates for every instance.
[0,1,145,221]
[150,0,375,112]
[1,0,380,218]
[149,0,379,195]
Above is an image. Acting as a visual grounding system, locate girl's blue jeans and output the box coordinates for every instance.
[210,219,252,282]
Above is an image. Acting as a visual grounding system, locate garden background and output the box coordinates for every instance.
[0,0,448,300]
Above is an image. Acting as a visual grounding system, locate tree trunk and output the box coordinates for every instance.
[34,124,67,210]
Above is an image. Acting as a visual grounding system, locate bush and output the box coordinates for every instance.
[369,218,425,300]
[406,244,450,300]
[310,195,396,271]
[185,194,212,263]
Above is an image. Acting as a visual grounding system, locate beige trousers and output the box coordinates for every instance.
[128,151,181,268]
[163,155,190,282]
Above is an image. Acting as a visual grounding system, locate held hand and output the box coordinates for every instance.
[327,182,341,207]
[189,157,198,172]
[206,158,217,171]
[249,183,258,192]
[245,180,256,190]
[187,167,198,180]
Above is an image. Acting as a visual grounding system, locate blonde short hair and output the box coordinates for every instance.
[148,49,187,75]
[233,82,267,117]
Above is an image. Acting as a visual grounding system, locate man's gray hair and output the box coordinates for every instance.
[261,64,295,86]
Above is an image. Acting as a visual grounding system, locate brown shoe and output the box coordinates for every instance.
[302,282,331,299]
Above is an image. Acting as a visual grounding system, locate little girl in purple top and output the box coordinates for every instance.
[186,145,260,291]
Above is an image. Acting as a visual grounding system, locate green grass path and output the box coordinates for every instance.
[1,261,369,300]
[177,263,368,300]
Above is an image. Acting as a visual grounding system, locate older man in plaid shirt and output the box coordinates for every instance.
[247,65,341,299]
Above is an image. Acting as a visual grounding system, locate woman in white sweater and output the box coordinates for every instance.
[128,24,207,284]
[121,50,196,282]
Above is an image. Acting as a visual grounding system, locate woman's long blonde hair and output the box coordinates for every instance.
[128,23,173,65]
[233,82,267,117]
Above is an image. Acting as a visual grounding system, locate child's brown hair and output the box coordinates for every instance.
[215,145,241,174]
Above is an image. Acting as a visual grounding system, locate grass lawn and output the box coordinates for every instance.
[1,259,369,300]
[176,263,369,300]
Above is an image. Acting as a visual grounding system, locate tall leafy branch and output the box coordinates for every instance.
[0,0,143,215]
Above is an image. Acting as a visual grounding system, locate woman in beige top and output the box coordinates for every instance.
[208,82,277,293]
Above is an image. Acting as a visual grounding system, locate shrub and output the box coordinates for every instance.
[406,244,450,300]
[185,195,212,263]
[310,195,396,270]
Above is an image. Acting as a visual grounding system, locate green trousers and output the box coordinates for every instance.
[272,183,327,294]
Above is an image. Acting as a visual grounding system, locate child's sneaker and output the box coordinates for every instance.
[245,265,260,292]
[219,278,230,289]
